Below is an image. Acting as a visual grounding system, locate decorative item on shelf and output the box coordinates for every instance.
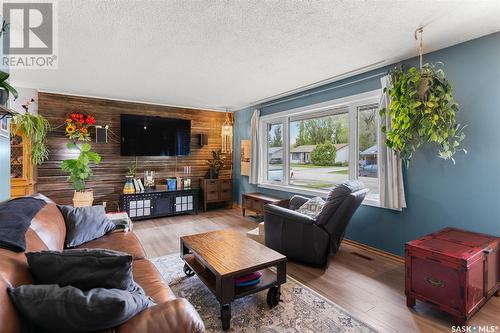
[206,150,225,179]
[183,166,192,189]
[167,178,177,190]
[65,112,96,142]
[144,171,155,188]
[123,176,135,194]
[221,108,233,153]
[380,27,466,164]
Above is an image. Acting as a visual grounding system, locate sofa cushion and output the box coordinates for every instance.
[26,249,135,291]
[58,205,116,248]
[316,180,365,226]
[8,284,151,333]
[132,259,175,303]
[77,232,146,260]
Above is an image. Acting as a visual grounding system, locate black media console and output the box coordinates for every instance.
[120,188,199,221]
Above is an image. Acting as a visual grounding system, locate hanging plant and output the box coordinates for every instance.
[11,99,50,165]
[380,64,466,164]
[380,27,466,164]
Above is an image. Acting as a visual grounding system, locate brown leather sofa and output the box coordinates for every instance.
[0,198,205,333]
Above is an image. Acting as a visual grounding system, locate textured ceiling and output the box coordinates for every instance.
[9,0,500,111]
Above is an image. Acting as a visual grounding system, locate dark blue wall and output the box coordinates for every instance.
[233,32,500,256]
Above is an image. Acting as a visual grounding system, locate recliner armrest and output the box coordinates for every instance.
[264,204,315,225]
[117,298,205,333]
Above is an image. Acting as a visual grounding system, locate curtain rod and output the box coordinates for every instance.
[256,70,387,109]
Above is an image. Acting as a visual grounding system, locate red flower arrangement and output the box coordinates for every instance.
[65,112,96,141]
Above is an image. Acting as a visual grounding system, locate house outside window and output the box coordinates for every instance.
[258,90,381,205]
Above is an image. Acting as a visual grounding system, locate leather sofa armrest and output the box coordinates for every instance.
[264,204,315,225]
[117,298,205,333]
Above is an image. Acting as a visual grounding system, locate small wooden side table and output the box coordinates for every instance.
[242,192,287,217]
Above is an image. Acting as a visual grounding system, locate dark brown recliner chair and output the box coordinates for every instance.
[264,181,368,267]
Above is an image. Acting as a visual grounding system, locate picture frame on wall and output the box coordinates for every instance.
[0,117,9,138]
[240,139,251,176]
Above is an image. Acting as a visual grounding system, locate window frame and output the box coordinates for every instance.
[258,89,381,207]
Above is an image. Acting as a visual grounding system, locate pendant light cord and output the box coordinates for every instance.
[415,26,424,69]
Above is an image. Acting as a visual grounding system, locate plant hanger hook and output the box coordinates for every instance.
[414,26,424,69]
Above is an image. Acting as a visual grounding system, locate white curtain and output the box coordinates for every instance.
[379,75,406,210]
[249,109,260,184]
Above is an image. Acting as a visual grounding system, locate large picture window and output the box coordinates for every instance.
[258,90,381,205]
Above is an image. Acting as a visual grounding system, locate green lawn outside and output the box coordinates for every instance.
[290,163,326,169]
[328,169,349,175]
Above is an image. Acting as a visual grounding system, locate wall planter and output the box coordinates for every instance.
[380,63,466,164]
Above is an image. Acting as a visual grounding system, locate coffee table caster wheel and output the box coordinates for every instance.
[183,264,195,277]
[267,286,281,308]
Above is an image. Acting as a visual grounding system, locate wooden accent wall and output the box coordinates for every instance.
[37,92,232,210]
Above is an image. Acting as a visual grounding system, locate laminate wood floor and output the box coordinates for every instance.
[134,208,500,333]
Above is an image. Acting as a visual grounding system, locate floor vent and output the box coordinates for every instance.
[351,252,374,261]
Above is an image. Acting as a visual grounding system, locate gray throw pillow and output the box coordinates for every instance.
[8,284,151,333]
[26,249,134,291]
[296,197,326,219]
[58,205,116,247]
[316,180,365,225]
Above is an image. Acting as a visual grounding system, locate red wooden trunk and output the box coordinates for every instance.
[405,227,499,325]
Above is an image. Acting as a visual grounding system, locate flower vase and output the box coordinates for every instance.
[123,176,136,194]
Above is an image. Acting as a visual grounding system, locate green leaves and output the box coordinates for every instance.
[0,70,18,100]
[12,113,50,165]
[61,142,102,191]
[384,63,466,164]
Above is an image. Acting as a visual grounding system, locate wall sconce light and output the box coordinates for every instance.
[221,109,233,153]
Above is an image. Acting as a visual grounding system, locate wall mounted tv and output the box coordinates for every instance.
[120,114,191,156]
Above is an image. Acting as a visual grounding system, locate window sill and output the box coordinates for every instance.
[257,182,382,208]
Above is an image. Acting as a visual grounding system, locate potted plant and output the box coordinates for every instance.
[123,164,137,194]
[11,99,50,165]
[0,70,18,105]
[206,150,225,179]
[380,63,466,164]
[61,142,101,207]
[61,112,100,207]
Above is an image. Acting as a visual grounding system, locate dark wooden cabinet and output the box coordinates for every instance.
[242,192,285,217]
[405,227,499,325]
[200,179,232,211]
[120,188,198,220]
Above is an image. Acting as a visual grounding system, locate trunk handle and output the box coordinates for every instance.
[425,276,446,288]
[483,247,493,254]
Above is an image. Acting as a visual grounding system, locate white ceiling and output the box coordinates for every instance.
[9,0,500,111]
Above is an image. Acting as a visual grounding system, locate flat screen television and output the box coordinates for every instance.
[120,114,191,156]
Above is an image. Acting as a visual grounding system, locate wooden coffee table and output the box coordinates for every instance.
[180,229,287,330]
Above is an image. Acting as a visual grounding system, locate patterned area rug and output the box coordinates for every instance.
[151,254,378,333]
